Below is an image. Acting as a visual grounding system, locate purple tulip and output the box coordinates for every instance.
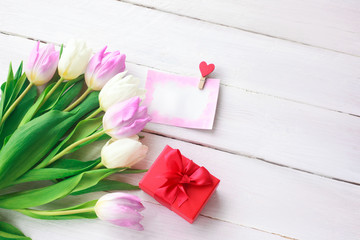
[24,41,59,86]
[85,46,126,90]
[95,193,145,231]
[103,97,151,139]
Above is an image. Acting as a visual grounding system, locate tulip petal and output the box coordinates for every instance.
[99,74,146,111]
[99,192,145,211]
[58,39,92,80]
[85,46,107,85]
[25,42,60,86]
[103,97,140,127]
[84,47,126,90]
[103,96,150,138]
[110,117,149,139]
[101,138,147,168]
[26,41,40,71]
[95,193,145,231]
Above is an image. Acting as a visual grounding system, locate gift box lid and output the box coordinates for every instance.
[139,145,220,223]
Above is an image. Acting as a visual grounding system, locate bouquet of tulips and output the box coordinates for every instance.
[0,39,151,238]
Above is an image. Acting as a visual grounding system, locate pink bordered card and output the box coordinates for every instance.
[143,70,220,129]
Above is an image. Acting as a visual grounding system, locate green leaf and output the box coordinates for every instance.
[62,117,103,149]
[1,82,6,93]
[34,83,68,116]
[14,158,100,184]
[18,82,60,126]
[18,78,79,125]
[121,169,148,174]
[70,90,100,117]
[7,73,27,111]
[36,76,84,115]
[16,200,97,220]
[0,84,37,148]
[49,158,99,169]
[70,169,118,193]
[0,64,33,146]
[0,174,83,209]
[0,63,15,118]
[65,130,105,155]
[0,169,116,209]
[0,94,99,189]
[0,110,75,189]
[59,44,63,58]
[18,76,83,126]
[4,64,26,112]
[52,80,83,111]
[36,117,103,168]
[14,61,23,79]
[0,221,31,240]
[72,180,139,195]
[0,63,22,120]
[2,135,11,146]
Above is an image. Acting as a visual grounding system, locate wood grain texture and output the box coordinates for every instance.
[0,33,359,184]
[0,1,359,239]
[122,0,360,56]
[0,205,285,240]
[26,132,360,240]
[0,32,291,240]
[1,0,360,117]
[123,133,360,240]
[0,203,287,240]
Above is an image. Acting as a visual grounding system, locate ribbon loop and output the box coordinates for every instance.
[154,149,213,207]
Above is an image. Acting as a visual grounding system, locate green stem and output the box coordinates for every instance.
[0,82,34,126]
[17,207,94,216]
[86,107,103,120]
[39,77,65,110]
[45,129,107,167]
[93,162,104,169]
[64,87,92,112]
[18,77,65,127]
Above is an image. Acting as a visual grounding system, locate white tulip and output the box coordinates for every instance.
[99,72,146,111]
[58,39,92,80]
[101,137,148,168]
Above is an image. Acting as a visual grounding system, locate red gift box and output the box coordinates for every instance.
[139,145,220,223]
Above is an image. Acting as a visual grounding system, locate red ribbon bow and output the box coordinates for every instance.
[154,149,213,208]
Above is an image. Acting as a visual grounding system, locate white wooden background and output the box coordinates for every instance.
[0,0,359,239]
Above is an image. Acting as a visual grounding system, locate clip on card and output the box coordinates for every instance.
[198,61,215,90]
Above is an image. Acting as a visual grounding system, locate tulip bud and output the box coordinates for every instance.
[101,137,148,168]
[95,192,145,231]
[103,97,151,139]
[24,41,59,86]
[58,39,92,80]
[99,72,146,111]
[85,46,126,91]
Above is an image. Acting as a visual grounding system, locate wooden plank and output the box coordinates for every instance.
[70,132,360,240]
[122,0,360,56]
[121,65,360,184]
[144,83,360,183]
[0,205,285,240]
[0,33,359,183]
[0,2,358,240]
[1,0,360,116]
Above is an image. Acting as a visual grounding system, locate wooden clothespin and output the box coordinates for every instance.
[198,61,215,90]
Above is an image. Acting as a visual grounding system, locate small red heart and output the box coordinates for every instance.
[199,61,215,77]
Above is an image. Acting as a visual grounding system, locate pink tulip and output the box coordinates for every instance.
[25,41,59,86]
[85,46,126,90]
[95,193,145,231]
[103,97,151,139]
